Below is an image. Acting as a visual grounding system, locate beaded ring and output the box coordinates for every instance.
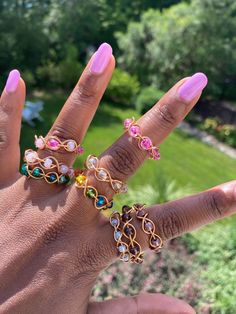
[21,163,71,185]
[133,203,163,252]
[123,118,161,160]
[85,155,128,194]
[75,173,113,210]
[121,205,144,264]
[110,212,130,263]
[24,149,74,178]
[35,135,84,155]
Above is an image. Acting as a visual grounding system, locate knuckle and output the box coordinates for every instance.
[51,123,78,142]
[156,103,179,129]
[42,221,66,245]
[75,72,98,106]
[204,189,230,219]
[107,145,140,178]
[0,131,9,151]
[158,208,184,240]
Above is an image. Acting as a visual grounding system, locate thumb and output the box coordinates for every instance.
[88,293,196,314]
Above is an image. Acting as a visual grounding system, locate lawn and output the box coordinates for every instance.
[21,92,236,313]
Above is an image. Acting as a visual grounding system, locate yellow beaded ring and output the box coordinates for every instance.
[75,172,113,210]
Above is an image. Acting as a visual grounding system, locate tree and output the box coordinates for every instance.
[117,0,236,99]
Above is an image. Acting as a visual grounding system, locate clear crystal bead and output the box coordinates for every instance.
[87,156,98,169]
[97,169,108,181]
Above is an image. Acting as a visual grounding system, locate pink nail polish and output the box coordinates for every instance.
[5,69,20,93]
[90,43,112,74]
[178,72,208,102]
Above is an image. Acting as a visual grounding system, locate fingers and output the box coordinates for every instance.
[88,293,195,314]
[97,180,236,263]
[39,43,115,166]
[0,70,25,183]
[96,73,208,199]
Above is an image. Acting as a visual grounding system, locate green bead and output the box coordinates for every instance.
[86,188,96,198]
[21,163,29,176]
[59,175,70,184]
[32,167,43,178]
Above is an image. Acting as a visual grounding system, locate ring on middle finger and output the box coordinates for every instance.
[85,155,128,194]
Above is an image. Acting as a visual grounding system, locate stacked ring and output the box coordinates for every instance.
[75,173,113,210]
[123,118,160,160]
[21,163,71,184]
[21,149,72,184]
[85,155,128,194]
[35,135,84,155]
[110,206,144,264]
[121,205,144,263]
[133,204,163,252]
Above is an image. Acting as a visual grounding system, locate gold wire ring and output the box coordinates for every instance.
[34,135,84,154]
[121,205,144,264]
[75,173,113,210]
[21,163,71,185]
[132,204,163,252]
[85,155,128,194]
[110,212,130,263]
[24,149,74,177]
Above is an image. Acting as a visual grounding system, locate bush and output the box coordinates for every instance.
[36,45,83,90]
[105,68,140,106]
[117,0,236,99]
[136,86,164,113]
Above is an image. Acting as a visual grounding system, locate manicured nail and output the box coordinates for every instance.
[178,72,208,102]
[90,43,112,74]
[5,69,21,93]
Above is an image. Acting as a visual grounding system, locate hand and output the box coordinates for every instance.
[0,43,235,314]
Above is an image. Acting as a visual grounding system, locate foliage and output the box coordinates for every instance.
[200,118,236,148]
[136,86,164,113]
[123,170,192,205]
[105,68,140,106]
[117,0,236,99]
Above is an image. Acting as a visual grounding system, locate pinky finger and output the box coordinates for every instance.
[88,293,195,314]
[0,70,26,184]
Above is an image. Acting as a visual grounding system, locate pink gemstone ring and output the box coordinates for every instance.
[123,118,161,160]
[35,135,84,155]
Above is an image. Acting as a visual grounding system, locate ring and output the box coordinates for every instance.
[24,149,74,177]
[85,155,128,194]
[133,203,163,252]
[123,118,160,160]
[75,172,113,210]
[110,206,144,264]
[34,135,84,154]
[21,163,71,184]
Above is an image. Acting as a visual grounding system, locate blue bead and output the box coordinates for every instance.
[96,196,106,208]
[21,163,29,176]
[48,173,57,182]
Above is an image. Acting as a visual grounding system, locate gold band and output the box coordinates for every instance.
[85,155,128,194]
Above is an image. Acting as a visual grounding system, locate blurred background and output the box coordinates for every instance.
[1,0,236,313]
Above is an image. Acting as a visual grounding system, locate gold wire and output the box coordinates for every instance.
[35,135,83,153]
[85,155,128,194]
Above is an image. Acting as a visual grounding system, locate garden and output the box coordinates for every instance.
[2,0,236,313]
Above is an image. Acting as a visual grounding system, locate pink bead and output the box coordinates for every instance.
[152,147,161,160]
[129,125,141,137]
[47,139,60,150]
[124,118,133,129]
[35,138,45,149]
[77,145,84,155]
[140,137,152,150]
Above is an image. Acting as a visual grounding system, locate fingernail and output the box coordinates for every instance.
[5,69,21,93]
[178,72,208,102]
[90,43,112,74]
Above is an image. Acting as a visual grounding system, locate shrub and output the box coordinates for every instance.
[136,86,164,113]
[21,70,36,90]
[105,68,140,106]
